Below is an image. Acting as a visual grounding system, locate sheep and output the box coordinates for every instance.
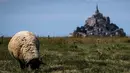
[8,31,43,69]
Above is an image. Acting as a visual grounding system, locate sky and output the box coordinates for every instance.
[0,0,130,36]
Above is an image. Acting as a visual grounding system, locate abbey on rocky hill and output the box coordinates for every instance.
[72,5,126,37]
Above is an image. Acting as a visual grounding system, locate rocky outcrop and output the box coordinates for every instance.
[73,5,126,37]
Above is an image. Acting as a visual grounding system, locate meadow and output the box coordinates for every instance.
[0,37,130,73]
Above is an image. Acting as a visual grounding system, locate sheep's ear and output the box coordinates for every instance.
[40,56,43,61]
[39,57,46,65]
[39,54,44,61]
[39,56,43,62]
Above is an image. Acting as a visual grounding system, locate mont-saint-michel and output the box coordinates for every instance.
[72,5,126,37]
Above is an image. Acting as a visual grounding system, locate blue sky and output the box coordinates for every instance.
[0,0,130,36]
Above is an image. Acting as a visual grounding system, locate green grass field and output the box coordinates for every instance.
[0,37,130,73]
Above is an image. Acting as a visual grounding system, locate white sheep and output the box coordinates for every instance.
[8,31,43,69]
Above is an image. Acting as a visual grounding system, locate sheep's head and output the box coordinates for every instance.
[26,58,43,70]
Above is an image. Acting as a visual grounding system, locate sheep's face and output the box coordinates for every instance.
[26,58,43,69]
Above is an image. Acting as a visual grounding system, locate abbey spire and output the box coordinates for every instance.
[95,4,99,14]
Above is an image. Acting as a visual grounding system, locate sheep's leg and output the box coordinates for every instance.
[19,60,25,69]
[20,63,25,69]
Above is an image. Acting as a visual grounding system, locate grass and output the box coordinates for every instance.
[0,37,130,73]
